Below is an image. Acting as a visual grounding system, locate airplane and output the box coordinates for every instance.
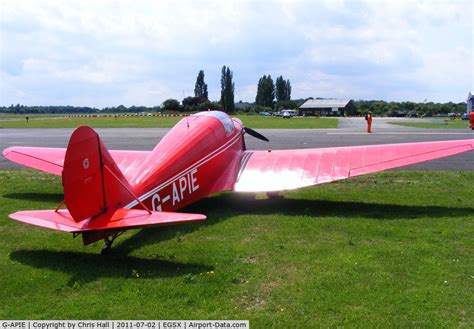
[2,111,474,253]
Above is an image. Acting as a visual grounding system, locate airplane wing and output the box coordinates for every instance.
[234,139,474,192]
[2,147,150,178]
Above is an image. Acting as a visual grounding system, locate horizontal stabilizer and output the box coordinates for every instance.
[2,146,150,178]
[2,147,65,175]
[9,209,207,233]
[9,209,85,232]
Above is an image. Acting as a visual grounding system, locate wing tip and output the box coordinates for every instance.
[2,146,14,158]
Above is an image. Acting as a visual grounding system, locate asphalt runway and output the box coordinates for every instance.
[1,117,473,171]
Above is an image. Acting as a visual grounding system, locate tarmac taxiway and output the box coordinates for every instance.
[1,117,473,171]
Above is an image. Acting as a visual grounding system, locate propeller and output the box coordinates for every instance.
[244,127,269,142]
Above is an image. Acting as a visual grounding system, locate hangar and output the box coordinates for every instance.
[299,98,356,117]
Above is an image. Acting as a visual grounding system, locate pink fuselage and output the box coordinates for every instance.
[124,114,244,212]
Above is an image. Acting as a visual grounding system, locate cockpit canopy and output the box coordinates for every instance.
[193,111,235,136]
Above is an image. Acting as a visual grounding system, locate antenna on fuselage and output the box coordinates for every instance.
[186,116,189,129]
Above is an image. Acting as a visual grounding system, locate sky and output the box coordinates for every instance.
[0,0,473,107]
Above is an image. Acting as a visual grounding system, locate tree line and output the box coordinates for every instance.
[2,100,466,117]
[353,100,467,116]
[0,104,160,114]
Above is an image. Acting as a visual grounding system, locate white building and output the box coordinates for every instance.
[299,98,355,117]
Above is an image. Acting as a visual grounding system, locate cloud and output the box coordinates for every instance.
[0,0,472,106]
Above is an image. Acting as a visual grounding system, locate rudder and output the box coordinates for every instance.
[62,126,133,222]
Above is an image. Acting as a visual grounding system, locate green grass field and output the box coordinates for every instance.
[389,119,470,129]
[0,114,338,129]
[0,113,69,120]
[1,170,473,326]
[236,115,338,129]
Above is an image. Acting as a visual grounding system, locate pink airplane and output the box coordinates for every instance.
[3,111,473,253]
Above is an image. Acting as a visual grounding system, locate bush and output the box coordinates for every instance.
[275,100,298,110]
[182,96,207,112]
[162,99,181,112]
[197,101,223,112]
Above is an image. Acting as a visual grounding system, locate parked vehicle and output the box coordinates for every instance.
[281,109,297,118]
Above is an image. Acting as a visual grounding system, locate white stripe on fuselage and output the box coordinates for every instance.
[124,131,242,209]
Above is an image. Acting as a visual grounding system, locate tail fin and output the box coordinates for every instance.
[8,126,207,247]
[62,126,133,222]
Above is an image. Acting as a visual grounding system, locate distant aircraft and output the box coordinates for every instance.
[3,111,474,253]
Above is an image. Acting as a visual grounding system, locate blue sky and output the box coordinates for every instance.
[1,0,472,107]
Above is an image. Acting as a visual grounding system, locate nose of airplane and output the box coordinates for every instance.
[232,117,269,142]
[232,117,243,128]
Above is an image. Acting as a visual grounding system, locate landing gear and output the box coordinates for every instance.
[266,191,280,198]
[100,232,123,255]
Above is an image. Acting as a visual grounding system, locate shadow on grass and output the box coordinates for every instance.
[6,190,471,224]
[4,192,63,203]
[114,224,203,255]
[10,249,212,285]
[186,193,473,220]
[6,191,473,257]
[116,192,473,253]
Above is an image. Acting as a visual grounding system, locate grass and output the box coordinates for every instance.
[0,113,69,120]
[0,169,473,326]
[0,114,338,129]
[235,115,338,129]
[0,115,183,128]
[389,119,470,129]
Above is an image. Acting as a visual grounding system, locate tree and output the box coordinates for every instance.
[220,65,235,113]
[194,70,208,99]
[275,75,291,102]
[198,101,223,112]
[162,99,181,112]
[275,99,297,111]
[255,75,274,107]
[182,96,207,112]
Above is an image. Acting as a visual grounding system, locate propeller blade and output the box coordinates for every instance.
[244,127,269,142]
